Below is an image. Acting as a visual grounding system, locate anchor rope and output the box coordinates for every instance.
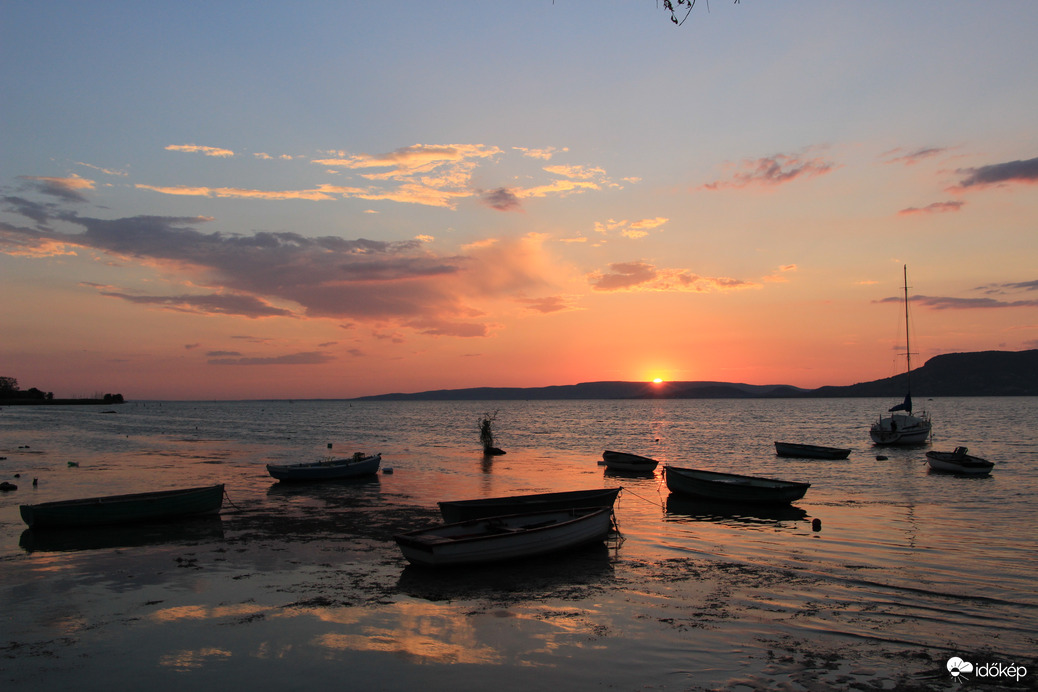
[618,485,666,510]
[222,487,243,512]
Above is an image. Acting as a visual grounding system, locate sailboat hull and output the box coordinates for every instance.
[869,413,931,445]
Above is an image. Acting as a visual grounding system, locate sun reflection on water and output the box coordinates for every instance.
[158,647,232,671]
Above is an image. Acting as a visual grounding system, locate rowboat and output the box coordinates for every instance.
[394,507,614,567]
[774,441,851,460]
[19,484,225,529]
[266,452,380,481]
[602,450,658,473]
[664,466,810,505]
[438,487,621,524]
[926,447,994,475]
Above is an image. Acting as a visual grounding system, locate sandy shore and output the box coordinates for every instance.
[4,473,1032,692]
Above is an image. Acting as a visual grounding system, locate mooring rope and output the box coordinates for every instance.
[618,485,665,510]
[222,487,243,513]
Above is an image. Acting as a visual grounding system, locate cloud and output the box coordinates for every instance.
[877,294,1038,309]
[19,175,95,202]
[136,184,336,201]
[166,144,235,157]
[955,156,1038,189]
[314,143,500,171]
[481,187,522,211]
[514,146,568,160]
[2,196,63,226]
[882,147,950,165]
[95,290,295,318]
[313,143,503,208]
[403,318,489,338]
[594,217,668,240]
[0,214,78,254]
[543,164,606,180]
[207,351,335,365]
[702,151,836,190]
[898,201,965,216]
[1,205,560,335]
[135,142,613,210]
[75,162,129,176]
[1000,280,1038,292]
[516,179,599,199]
[589,261,758,293]
[515,295,575,314]
[763,264,798,283]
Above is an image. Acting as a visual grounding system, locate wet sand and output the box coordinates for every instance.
[4,472,1032,692]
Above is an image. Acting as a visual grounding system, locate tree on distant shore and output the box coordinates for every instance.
[0,377,18,397]
[0,377,53,400]
[0,375,122,402]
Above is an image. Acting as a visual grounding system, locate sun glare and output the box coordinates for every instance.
[652,377,664,384]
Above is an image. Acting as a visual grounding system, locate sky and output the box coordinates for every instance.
[2,2,1037,400]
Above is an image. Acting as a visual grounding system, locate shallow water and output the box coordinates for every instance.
[1,398,1036,690]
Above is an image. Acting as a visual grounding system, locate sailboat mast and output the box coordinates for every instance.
[903,264,912,400]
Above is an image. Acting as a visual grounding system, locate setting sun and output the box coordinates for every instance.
[652,378,664,384]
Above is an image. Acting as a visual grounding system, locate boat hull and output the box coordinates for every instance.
[19,484,225,529]
[438,487,620,524]
[774,442,850,459]
[602,450,658,473]
[395,507,614,567]
[869,414,932,445]
[664,466,809,505]
[926,449,994,475]
[267,453,381,481]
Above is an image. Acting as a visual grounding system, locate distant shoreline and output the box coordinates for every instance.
[0,398,124,406]
[353,349,1038,401]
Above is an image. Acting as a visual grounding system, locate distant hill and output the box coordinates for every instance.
[353,381,807,401]
[353,349,1038,401]
[811,349,1038,398]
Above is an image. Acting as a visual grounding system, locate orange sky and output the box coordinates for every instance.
[2,4,1037,399]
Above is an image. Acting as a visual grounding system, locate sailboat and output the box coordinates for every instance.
[869,266,932,445]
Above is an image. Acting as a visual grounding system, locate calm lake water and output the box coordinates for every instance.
[1,397,1035,690]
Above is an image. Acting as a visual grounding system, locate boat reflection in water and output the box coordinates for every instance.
[265,473,381,496]
[663,494,808,527]
[397,540,615,600]
[19,515,225,553]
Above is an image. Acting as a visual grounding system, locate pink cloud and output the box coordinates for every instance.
[702,151,836,190]
[898,200,965,216]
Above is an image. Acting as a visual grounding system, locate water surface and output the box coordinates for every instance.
[1,398,1035,690]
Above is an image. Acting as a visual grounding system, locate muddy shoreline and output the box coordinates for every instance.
[5,479,1032,691]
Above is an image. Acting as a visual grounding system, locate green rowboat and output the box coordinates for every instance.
[20,484,225,529]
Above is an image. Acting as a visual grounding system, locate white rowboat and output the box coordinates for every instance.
[266,453,381,481]
[394,507,614,567]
